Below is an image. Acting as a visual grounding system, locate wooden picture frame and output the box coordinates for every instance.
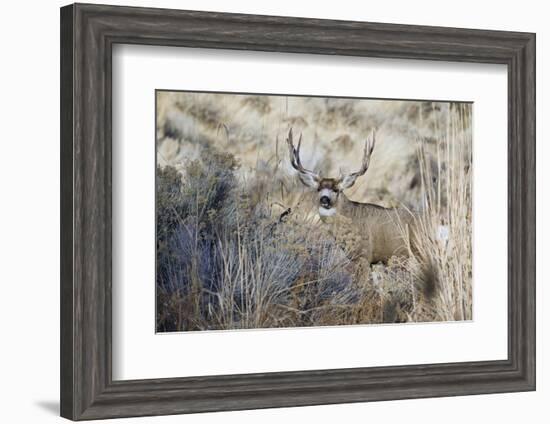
[60,3,536,420]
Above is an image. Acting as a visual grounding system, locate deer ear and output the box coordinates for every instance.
[337,174,359,191]
[297,172,320,189]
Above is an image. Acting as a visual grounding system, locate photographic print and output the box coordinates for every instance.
[155,90,472,332]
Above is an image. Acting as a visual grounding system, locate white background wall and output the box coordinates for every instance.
[0,0,546,422]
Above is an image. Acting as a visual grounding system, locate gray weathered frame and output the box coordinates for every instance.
[60,3,536,421]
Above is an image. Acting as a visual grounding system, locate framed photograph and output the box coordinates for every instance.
[60,3,536,420]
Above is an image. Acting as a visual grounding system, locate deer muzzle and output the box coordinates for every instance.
[320,195,331,209]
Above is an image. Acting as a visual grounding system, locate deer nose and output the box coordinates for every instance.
[320,196,331,208]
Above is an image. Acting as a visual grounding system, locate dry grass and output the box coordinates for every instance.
[155,92,472,332]
[411,103,473,321]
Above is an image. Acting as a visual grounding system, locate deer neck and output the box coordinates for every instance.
[337,192,356,217]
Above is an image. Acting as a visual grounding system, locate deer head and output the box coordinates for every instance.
[286,128,376,217]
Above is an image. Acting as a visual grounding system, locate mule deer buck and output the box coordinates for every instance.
[286,128,423,264]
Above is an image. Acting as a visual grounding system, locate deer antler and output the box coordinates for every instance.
[286,128,320,188]
[338,129,376,190]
